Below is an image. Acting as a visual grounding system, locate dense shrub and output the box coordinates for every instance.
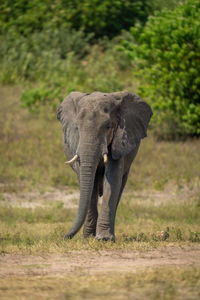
[0,0,181,85]
[20,44,128,112]
[0,0,150,39]
[120,0,200,138]
[1,0,185,120]
[0,27,93,84]
[147,0,182,12]
[63,0,150,39]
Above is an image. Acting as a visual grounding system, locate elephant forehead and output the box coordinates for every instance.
[80,95,116,113]
[78,108,108,123]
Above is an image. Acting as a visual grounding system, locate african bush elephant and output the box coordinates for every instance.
[57,91,152,241]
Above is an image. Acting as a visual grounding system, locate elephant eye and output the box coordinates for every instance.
[106,122,112,130]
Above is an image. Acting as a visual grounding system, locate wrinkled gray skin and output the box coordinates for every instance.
[57,91,152,241]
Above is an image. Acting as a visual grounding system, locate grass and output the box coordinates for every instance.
[0,86,200,192]
[0,267,200,299]
[0,197,200,254]
[0,85,200,253]
[0,86,77,192]
[0,86,200,299]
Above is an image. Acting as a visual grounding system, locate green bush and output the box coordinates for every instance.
[0,27,92,84]
[120,0,200,139]
[147,0,182,13]
[64,0,150,39]
[21,84,63,113]
[0,0,150,39]
[0,0,181,86]
[1,0,185,117]
[20,44,127,111]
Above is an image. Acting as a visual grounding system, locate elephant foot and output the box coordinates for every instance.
[96,233,115,242]
[83,226,96,238]
[83,213,98,238]
[64,233,73,239]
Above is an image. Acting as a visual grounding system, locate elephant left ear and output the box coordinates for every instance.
[111,92,153,160]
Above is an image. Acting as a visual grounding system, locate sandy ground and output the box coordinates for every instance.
[0,187,79,209]
[0,246,200,277]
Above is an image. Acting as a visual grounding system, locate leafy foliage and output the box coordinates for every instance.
[20,42,129,112]
[64,0,150,39]
[21,84,63,112]
[0,0,150,39]
[120,0,200,138]
[0,27,93,83]
[0,0,198,139]
[147,0,183,12]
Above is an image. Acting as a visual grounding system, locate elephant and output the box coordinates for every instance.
[57,91,152,241]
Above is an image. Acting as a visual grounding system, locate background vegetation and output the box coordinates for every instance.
[1,86,200,192]
[0,1,200,298]
[121,0,200,139]
[1,0,199,139]
[0,87,200,254]
[0,0,199,237]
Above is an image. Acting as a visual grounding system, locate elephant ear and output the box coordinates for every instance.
[57,92,88,155]
[111,92,153,160]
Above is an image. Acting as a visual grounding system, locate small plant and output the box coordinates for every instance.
[151,228,170,241]
[189,231,200,242]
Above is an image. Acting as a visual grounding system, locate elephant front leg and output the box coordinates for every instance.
[83,173,99,238]
[96,157,124,242]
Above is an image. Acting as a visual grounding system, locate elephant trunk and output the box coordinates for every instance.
[64,147,100,239]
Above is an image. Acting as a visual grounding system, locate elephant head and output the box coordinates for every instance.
[57,91,152,239]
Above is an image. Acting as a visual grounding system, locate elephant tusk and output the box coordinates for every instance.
[65,154,79,164]
[103,153,108,164]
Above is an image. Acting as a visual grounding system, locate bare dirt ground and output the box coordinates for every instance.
[0,186,80,208]
[0,246,200,278]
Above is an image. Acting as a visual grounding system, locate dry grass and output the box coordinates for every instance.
[0,86,77,192]
[0,86,200,299]
[0,197,200,254]
[0,85,200,253]
[0,267,200,299]
[0,86,200,192]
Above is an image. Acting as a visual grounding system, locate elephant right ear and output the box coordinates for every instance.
[57,92,87,154]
